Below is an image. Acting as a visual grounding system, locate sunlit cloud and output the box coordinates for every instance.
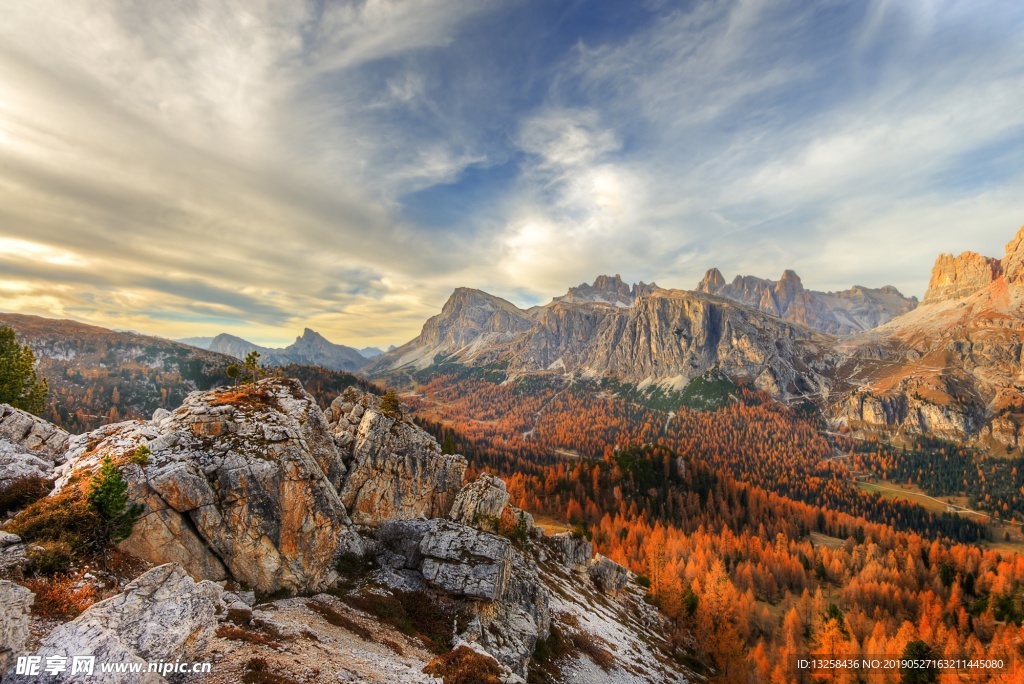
[0,0,1021,347]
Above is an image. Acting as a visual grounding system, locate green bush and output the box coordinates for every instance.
[0,476,52,514]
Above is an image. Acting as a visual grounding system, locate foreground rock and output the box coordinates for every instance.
[328,388,467,525]
[0,405,69,459]
[6,564,220,684]
[0,580,33,674]
[375,518,549,677]
[56,379,354,594]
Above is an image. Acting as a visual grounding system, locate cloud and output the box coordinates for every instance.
[0,0,1022,348]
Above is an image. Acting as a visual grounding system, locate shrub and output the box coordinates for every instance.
[572,630,615,673]
[216,624,280,648]
[21,573,98,619]
[379,391,403,419]
[130,445,151,466]
[423,646,503,684]
[242,658,300,684]
[87,456,143,544]
[26,541,74,576]
[344,589,456,654]
[0,475,52,514]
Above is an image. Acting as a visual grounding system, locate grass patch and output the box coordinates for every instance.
[527,623,574,684]
[305,600,374,641]
[423,646,503,684]
[678,370,737,411]
[573,629,615,672]
[0,476,52,514]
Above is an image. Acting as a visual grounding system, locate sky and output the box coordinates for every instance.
[0,0,1022,348]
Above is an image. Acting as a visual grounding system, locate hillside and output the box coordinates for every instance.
[0,312,233,432]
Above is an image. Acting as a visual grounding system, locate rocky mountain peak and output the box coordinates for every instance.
[556,274,661,307]
[921,251,1002,304]
[1001,224,1024,284]
[697,267,726,294]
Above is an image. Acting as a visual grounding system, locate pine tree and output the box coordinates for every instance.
[379,390,402,419]
[0,325,48,415]
[87,455,143,544]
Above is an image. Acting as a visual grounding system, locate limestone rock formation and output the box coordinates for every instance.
[56,378,353,594]
[0,580,32,673]
[373,518,549,677]
[15,564,221,684]
[921,252,1001,304]
[588,554,630,596]
[329,388,467,525]
[554,274,660,307]
[0,440,54,491]
[0,404,70,458]
[1000,225,1024,284]
[448,473,510,527]
[544,532,593,572]
[697,269,918,334]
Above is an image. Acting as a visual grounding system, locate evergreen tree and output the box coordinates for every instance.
[87,455,143,544]
[226,362,241,386]
[379,390,402,419]
[0,325,48,415]
[244,350,261,385]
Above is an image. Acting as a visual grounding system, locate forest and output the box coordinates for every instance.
[408,372,1024,682]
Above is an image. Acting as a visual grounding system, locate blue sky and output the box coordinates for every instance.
[0,0,1022,346]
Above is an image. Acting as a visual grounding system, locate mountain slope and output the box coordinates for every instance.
[209,328,368,372]
[696,268,918,335]
[833,224,1024,449]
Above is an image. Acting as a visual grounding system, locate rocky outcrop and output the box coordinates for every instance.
[13,564,221,684]
[0,404,69,462]
[448,473,510,527]
[0,580,32,674]
[56,379,354,594]
[329,388,466,526]
[922,252,1001,304]
[697,269,918,335]
[0,441,54,491]
[374,517,550,677]
[588,554,630,596]
[544,532,593,572]
[1000,225,1024,284]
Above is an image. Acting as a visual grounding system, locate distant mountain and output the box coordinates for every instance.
[371,276,837,398]
[209,328,368,373]
[357,345,394,358]
[174,336,215,350]
[696,268,918,335]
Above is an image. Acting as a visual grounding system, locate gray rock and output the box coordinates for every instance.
[58,379,353,595]
[588,554,630,596]
[331,389,467,526]
[546,532,593,572]
[0,440,54,491]
[0,581,33,673]
[418,521,512,601]
[0,405,69,461]
[18,564,221,684]
[449,473,510,527]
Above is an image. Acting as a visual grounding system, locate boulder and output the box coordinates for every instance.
[419,521,513,601]
[330,388,467,526]
[0,580,33,673]
[0,405,69,460]
[0,533,27,575]
[545,532,593,572]
[0,440,54,491]
[57,379,353,594]
[449,473,510,527]
[17,564,221,684]
[589,554,630,596]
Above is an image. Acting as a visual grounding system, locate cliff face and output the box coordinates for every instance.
[833,225,1024,448]
[696,268,918,334]
[374,278,837,400]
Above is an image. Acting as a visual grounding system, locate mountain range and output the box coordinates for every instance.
[371,224,1024,453]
